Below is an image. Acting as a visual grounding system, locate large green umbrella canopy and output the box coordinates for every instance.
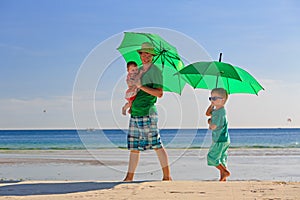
[177,61,264,95]
[117,32,185,95]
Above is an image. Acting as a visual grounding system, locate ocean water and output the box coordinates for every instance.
[0,128,299,150]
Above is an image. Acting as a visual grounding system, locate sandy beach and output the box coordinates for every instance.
[0,148,299,199]
[0,180,299,200]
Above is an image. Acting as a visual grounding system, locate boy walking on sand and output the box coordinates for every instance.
[206,88,231,181]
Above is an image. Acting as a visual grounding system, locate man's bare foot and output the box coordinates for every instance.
[220,170,230,181]
[162,176,172,181]
[123,172,134,182]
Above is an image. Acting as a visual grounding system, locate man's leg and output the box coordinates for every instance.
[123,150,140,181]
[155,148,172,181]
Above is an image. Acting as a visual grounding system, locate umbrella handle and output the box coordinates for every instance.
[216,53,222,88]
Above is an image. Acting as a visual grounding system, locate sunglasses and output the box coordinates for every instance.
[209,96,223,101]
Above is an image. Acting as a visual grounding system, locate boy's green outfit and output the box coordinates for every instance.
[207,107,230,167]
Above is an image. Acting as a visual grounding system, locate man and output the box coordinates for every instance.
[123,42,172,181]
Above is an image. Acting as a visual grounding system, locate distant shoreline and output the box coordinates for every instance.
[1,129,299,150]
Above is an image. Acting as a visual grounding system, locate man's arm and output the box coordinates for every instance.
[138,85,163,98]
[135,76,163,98]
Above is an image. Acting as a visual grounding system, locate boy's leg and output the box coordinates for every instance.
[155,148,172,181]
[220,143,229,168]
[123,150,140,181]
[219,143,230,181]
[216,164,230,181]
[207,142,230,181]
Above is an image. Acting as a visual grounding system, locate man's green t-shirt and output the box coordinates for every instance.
[211,107,230,143]
[131,64,163,117]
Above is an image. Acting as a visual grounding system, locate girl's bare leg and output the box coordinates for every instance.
[123,150,140,181]
[122,102,130,115]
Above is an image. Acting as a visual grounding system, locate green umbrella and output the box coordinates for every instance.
[117,32,185,94]
[177,60,264,95]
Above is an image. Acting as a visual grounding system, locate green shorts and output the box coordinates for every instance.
[207,141,230,167]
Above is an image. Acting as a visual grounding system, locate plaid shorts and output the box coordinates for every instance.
[128,114,163,151]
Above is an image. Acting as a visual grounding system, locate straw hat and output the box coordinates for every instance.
[137,42,157,56]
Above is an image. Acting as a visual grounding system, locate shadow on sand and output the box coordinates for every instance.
[0,181,144,196]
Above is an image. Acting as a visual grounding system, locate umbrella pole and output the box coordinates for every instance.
[216,52,222,88]
[219,52,222,62]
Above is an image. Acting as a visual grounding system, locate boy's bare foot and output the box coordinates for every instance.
[220,170,230,181]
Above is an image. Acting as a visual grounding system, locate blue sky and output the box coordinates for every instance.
[0,0,299,129]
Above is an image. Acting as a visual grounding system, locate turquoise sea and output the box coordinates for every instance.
[0,128,299,150]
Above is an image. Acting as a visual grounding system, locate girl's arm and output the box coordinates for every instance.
[126,74,134,87]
